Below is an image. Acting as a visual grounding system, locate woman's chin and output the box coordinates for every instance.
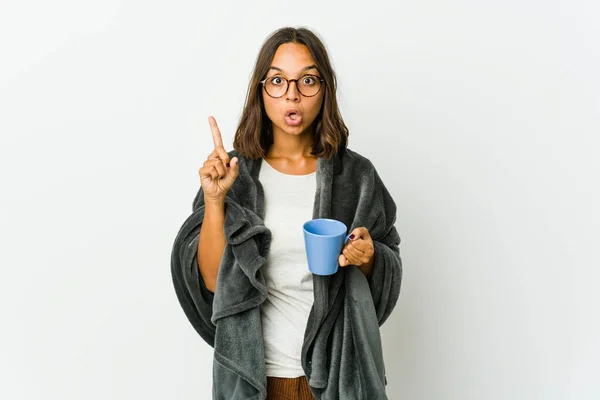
[288,126,305,135]
[279,122,305,135]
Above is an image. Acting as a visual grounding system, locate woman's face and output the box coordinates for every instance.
[262,42,324,138]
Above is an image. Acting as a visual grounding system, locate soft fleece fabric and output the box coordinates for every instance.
[171,148,402,399]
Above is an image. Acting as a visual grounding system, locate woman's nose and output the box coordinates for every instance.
[286,80,300,101]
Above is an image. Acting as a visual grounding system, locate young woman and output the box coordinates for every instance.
[172,27,402,400]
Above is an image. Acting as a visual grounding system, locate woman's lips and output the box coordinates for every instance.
[284,112,303,126]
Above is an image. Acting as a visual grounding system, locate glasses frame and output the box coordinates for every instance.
[260,74,325,98]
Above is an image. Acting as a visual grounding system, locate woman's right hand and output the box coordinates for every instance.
[199,116,239,203]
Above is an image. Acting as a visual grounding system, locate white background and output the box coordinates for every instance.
[1,0,598,399]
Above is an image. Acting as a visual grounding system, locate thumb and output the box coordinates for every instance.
[225,157,239,183]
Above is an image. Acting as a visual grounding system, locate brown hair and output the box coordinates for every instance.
[233,27,349,160]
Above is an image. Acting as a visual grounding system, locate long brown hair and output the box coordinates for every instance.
[233,27,349,160]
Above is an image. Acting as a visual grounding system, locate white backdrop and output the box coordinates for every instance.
[1,1,598,399]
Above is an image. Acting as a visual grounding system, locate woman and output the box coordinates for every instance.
[171,27,402,400]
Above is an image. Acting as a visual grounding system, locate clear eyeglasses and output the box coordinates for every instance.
[260,74,325,98]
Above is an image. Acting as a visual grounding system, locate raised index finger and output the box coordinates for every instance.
[208,116,223,148]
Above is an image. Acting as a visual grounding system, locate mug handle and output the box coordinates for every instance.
[343,233,352,244]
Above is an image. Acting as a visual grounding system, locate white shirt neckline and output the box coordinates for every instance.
[261,158,316,177]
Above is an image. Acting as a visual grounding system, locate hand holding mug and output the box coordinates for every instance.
[338,227,375,267]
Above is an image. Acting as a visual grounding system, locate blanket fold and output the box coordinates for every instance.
[171,148,402,399]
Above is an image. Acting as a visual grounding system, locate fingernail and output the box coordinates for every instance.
[349,234,355,239]
[226,162,230,167]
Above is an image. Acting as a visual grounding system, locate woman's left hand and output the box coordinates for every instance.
[338,227,375,267]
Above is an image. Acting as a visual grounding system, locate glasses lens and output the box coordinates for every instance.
[297,75,321,96]
[265,77,287,98]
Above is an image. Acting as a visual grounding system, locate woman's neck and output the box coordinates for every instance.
[265,129,317,174]
[267,129,315,162]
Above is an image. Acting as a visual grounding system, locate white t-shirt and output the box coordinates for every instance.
[258,159,317,378]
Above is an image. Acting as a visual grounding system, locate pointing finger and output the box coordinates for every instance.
[208,116,224,149]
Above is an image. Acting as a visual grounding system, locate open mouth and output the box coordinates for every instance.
[285,109,303,126]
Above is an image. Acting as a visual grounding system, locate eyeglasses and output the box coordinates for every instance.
[260,74,325,98]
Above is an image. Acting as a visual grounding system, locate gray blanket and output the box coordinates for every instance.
[171,148,402,399]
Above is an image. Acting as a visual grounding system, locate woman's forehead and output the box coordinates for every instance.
[270,43,317,73]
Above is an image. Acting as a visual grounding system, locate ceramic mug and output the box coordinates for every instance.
[303,218,352,275]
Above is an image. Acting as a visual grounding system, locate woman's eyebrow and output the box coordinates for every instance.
[268,64,319,73]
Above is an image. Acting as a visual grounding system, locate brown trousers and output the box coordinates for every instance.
[266,376,315,400]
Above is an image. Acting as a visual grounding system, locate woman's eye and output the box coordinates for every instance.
[270,77,284,85]
[302,76,316,85]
